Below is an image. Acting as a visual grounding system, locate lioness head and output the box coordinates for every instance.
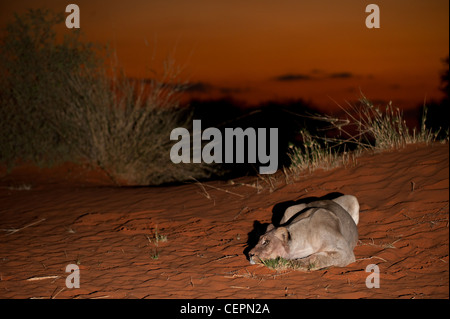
[248,224,290,264]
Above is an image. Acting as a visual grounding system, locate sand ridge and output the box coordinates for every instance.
[0,143,448,298]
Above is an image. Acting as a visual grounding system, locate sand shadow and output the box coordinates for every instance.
[243,192,345,261]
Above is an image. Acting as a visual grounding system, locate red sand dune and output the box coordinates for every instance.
[0,143,448,299]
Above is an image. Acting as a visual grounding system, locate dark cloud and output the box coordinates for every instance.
[273,71,355,82]
[183,82,214,93]
[329,72,353,79]
[182,82,251,96]
[272,73,312,82]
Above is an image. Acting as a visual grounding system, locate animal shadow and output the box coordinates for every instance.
[243,220,271,260]
[243,192,345,261]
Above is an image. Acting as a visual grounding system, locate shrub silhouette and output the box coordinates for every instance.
[0,9,217,185]
[0,8,100,167]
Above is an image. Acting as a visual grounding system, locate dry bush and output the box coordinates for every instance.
[288,96,439,176]
[0,9,218,185]
[56,62,218,185]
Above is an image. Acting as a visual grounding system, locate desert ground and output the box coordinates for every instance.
[0,143,448,299]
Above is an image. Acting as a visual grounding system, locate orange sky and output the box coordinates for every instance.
[1,0,448,110]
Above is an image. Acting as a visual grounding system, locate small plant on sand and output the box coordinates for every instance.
[150,252,160,260]
[260,257,292,270]
[146,226,167,260]
[149,226,168,244]
[260,257,315,271]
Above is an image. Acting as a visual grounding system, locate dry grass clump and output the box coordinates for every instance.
[55,61,217,185]
[146,226,168,259]
[288,95,440,176]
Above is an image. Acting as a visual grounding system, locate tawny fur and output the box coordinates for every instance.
[249,195,359,270]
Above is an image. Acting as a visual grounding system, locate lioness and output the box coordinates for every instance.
[248,195,359,270]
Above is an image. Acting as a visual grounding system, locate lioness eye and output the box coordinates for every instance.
[262,239,269,246]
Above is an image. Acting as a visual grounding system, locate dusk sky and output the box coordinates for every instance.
[1,0,449,110]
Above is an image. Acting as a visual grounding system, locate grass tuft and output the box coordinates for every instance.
[288,94,441,177]
[146,226,167,260]
[260,257,300,270]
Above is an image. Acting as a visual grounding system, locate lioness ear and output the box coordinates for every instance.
[274,227,290,243]
[266,224,275,232]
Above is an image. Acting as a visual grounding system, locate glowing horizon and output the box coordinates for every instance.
[1,0,448,110]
